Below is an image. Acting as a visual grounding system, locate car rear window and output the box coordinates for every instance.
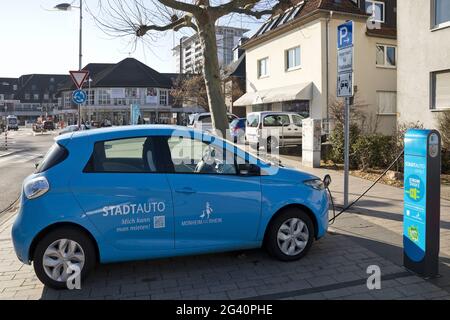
[36,143,69,173]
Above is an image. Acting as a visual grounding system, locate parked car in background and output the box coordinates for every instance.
[6,115,19,131]
[246,112,305,151]
[230,118,246,143]
[188,112,238,133]
[43,120,55,131]
[59,124,90,136]
[32,122,44,133]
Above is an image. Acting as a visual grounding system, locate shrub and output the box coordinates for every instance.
[328,123,361,169]
[353,134,397,171]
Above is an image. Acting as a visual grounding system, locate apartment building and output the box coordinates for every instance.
[173,26,249,73]
[397,0,450,129]
[0,74,69,124]
[235,0,398,134]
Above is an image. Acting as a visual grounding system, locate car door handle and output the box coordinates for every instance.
[175,187,197,194]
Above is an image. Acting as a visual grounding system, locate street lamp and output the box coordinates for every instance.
[55,1,83,127]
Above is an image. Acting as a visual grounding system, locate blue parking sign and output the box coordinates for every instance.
[72,89,87,105]
[337,21,353,49]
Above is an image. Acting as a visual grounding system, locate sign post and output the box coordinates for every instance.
[403,129,441,277]
[69,70,89,128]
[337,20,354,207]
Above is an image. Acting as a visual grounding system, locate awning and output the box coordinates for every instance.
[233,82,313,107]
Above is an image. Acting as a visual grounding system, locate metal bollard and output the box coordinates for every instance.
[4,130,7,151]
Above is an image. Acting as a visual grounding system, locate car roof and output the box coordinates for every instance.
[247,111,302,116]
[55,125,194,143]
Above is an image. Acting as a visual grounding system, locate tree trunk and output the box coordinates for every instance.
[197,16,229,138]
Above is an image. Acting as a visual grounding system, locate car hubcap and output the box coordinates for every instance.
[277,218,309,256]
[42,239,85,282]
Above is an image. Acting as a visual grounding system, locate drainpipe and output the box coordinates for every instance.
[325,11,334,134]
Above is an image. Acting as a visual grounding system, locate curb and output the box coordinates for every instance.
[0,150,20,158]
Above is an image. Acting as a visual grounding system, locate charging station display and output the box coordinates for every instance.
[403,129,441,277]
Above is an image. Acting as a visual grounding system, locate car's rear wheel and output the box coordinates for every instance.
[33,227,96,289]
[265,209,314,261]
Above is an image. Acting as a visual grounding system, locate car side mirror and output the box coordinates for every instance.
[323,174,332,188]
[238,163,260,176]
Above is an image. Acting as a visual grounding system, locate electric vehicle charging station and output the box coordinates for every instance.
[403,129,441,277]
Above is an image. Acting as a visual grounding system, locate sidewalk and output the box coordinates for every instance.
[279,154,450,292]
[0,153,449,299]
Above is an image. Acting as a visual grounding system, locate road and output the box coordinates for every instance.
[0,128,55,212]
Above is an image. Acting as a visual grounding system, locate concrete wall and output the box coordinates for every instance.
[397,0,450,130]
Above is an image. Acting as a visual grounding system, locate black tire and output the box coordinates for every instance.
[265,208,315,261]
[33,227,96,289]
[266,136,278,153]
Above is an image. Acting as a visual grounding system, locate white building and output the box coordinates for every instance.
[173,26,249,73]
[234,0,398,134]
[397,0,450,129]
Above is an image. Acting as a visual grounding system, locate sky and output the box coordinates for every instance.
[0,0,263,78]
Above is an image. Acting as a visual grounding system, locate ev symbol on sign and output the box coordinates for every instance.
[337,21,353,49]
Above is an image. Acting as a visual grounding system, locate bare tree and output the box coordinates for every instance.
[89,0,294,137]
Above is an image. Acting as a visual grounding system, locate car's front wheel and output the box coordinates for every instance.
[265,209,314,261]
[33,227,96,289]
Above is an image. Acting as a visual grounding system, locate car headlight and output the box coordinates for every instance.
[24,177,50,200]
[303,179,325,190]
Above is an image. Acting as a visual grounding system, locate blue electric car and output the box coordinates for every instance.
[12,125,330,289]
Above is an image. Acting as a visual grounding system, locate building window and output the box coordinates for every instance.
[365,0,385,23]
[98,89,111,105]
[159,89,168,106]
[125,88,138,98]
[377,91,397,114]
[43,94,49,100]
[286,46,301,71]
[432,0,450,28]
[257,57,269,78]
[13,85,17,91]
[431,70,450,110]
[33,94,39,101]
[24,93,30,100]
[376,44,396,68]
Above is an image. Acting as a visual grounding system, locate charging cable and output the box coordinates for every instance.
[328,150,405,224]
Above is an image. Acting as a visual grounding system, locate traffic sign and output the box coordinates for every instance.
[337,72,353,98]
[69,70,89,89]
[337,21,353,49]
[338,46,353,73]
[72,89,87,105]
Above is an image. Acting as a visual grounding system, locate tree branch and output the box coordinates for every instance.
[157,0,201,14]
[136,14,196,36]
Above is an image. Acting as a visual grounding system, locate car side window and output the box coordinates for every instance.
[198,115,212,123]
[263,115,290,127]
[84,137,159,173]
[167,136,237,175]
[247,115,259,127]
[292,115,304,127]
